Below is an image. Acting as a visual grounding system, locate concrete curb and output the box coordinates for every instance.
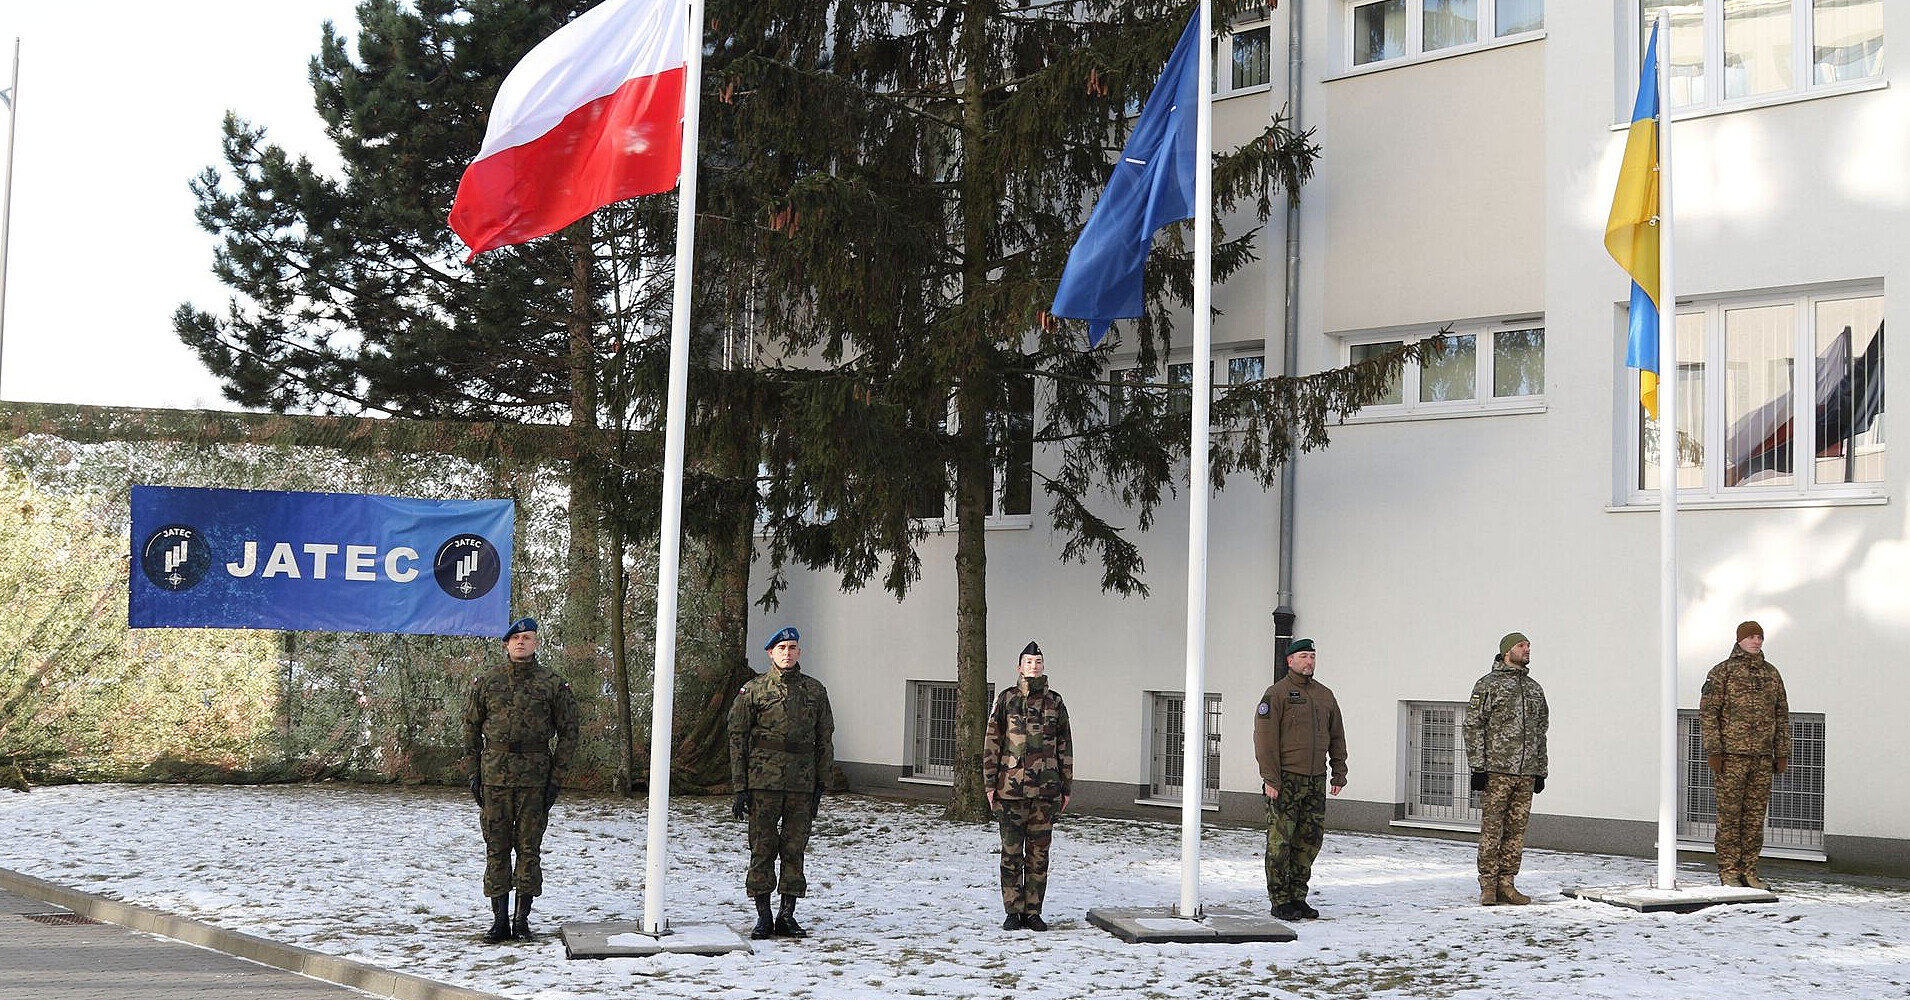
[0,866,499,1000]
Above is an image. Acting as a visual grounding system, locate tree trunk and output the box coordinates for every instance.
[562,219,604,699]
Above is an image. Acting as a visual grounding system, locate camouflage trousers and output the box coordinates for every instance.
[1265,772,1327,905]
[995,797,1058,915]
[746,790,814,897]
[1476,774,1534,879]
[1714,753,1774,877]
[479,785,550,898]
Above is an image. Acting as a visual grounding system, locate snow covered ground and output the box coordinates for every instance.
[2,783,1906,999]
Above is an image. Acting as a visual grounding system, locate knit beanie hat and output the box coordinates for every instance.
[1736,620,1764,642]
[1499,632,1530,656]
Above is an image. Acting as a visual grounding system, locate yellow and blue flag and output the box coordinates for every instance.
[1051,13,1199,347]
[1606,23,1663,419]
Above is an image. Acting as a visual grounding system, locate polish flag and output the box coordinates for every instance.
[449,0,689,259]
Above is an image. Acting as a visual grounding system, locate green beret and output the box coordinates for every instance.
[1286,638,1315,655]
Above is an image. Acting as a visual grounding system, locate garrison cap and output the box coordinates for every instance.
[1020,640,1043,658]
[765,625,801,650]
[505,617,538,639]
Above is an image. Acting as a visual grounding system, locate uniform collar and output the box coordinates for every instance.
[1018,675,1048,695]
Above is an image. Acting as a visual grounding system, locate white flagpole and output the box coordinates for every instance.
[0,39,18,398]
[1652,10,1680,892]
[1178,0,1214,919]
[642,0,705,935]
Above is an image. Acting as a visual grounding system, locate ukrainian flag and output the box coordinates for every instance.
[1606,24,1662,420]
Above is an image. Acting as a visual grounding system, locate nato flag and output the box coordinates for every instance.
[1051,13,1199,347]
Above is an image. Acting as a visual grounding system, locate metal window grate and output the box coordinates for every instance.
[1149,692,1221,805]
[906,680,991,783]
[1403,702,1481,825]
[1677,710,1825,853]
[22,912,101,926]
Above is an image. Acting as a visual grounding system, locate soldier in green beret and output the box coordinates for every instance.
[1700,621,1790,890]
[983,640,1073,931]
[728,626,836,939]
[462,617,579,943]
[1253,638,1346,922]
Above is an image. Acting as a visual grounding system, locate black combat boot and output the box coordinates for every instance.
[750,895,775,940]
[1001,912,1024,931]
[1021,911,1049,932]
[773,894,807,938]
[511,893,534,939]
[483,895,511,943]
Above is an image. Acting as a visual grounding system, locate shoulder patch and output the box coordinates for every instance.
[1256,700,1270,716]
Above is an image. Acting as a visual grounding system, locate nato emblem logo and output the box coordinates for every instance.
[434,533,501,600]
[141,524,211,591]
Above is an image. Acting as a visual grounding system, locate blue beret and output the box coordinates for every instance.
[764,625,800,650]
[505,617,539,639]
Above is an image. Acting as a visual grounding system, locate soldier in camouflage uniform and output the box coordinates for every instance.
[1253,638,1346,922]
[1700,621,1790,890]
[728,625,835,939]
[1463,632,1549,906]
[982,640,1073,932]
[462,617,579,942]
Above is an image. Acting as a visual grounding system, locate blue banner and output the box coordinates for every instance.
[130,486,515,636]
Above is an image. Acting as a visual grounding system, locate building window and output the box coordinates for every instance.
[1342,324,1545,418]
[1108,349,1268,424]
[1227,24,1273,93]
[1147,691,1222,806]
[1402,701,1482,826]
[905,680,993,783]
[910,377,1036,524]
[1350,0,1542,67]
[1678,710,1826,855]
[1631,289,1884,500]
[1633,0,1883,112]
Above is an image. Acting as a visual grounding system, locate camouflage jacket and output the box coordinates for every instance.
[728,664,835,793]
[1462,659,1549,776]
[982,676,1073,800]
[462,656,580,787]
[1253,674,1348,786]
[1700,646,1791,758]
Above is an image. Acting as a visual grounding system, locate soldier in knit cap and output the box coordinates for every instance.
[1700,620,1790,889]
[1463,632,1549,906]
[729,625,836,938]
[463,616,580,942]
[982,640,1073,931]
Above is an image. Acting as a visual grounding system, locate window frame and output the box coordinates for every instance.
[1339,321,1548,421]
[1677,709,1827,859]
[1141,690,1223,809]
[1108,345,1269,426]
[1398,700,1483,828]
[1624,0,1886,120]
[1625,285,1885,505]
[1216,16,1275,98]
[1341,0,1545,73]
[909,383,1037,530]
[902,679,994,785]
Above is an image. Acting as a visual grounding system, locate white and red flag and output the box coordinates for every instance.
[449,0,688,258]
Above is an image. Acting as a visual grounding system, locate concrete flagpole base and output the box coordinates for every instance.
[559,921,751,958]
[1086,905,1297,944]
[1562,884,1778,913]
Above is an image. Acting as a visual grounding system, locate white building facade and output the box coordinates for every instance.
[754,1,1906,875]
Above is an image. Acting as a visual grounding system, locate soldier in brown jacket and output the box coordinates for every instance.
[982,640,1072,931]
[1700,620,1791,890]
[1252,638,1346,921]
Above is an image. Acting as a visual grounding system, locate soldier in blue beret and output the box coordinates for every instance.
[462,616,579,942]
[729,625,835,938]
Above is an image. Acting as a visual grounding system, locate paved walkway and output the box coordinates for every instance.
[0,886,369,1000]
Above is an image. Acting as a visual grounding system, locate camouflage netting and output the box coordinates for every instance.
[0,403,747,793]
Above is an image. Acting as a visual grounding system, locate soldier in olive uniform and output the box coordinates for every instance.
[1463,632,1549,906]
[1253,638,1346,922]
[728,625,835,939]
[462,617,580,942]
[982,640,1073,931]
[1700,620,1791,889]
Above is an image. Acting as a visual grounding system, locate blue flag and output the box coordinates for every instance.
[1051,13,1199,347]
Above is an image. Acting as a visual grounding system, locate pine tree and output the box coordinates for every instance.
[700,0,1421,818]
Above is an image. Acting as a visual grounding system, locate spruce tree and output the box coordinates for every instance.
[700,0,1421,818]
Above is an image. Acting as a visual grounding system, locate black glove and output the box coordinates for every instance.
[1532,775,1546,795]
[543,781,560,810]
[469,774,483,806]
[1469,771,1488,793]
[732,791,750,819]
[810,786,823,820]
